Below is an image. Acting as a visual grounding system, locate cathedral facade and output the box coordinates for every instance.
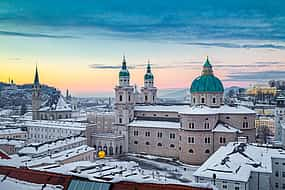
[88,56,256,165]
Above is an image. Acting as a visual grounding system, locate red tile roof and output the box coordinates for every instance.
[0,150,10,159]
[111,181,213,190]
[0,166,72,190]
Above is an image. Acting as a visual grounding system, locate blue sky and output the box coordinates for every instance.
[0,0,285,95]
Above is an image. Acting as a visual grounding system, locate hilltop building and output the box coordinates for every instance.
[88,57,256,165]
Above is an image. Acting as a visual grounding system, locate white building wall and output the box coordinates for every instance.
[27,125,84,143]
[196,177,248,190]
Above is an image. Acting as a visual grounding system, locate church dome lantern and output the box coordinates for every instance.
[190,57,224,107]
[190,57,224,93]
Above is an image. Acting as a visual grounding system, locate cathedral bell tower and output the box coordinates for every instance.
[114,56,135,125]
[141,60,157,104]
[114,56,135,153]
[32,66,41,120]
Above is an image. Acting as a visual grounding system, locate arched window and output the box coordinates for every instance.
[109,147,113,155]
[119,95,122,101]
[170,144,175,148]
[205,149,210,154]
[146,142,150,145]
[213,98,216,104]
[128,95,131,101]
[119,145,123,154]
[157,143,162,147]
[103,145,108,155]
[193,97,196,103]
[189,149,194,154]
[219,137,226,143]
[201,97,205,104]
[145,95,148,101]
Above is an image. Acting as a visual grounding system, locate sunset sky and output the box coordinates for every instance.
[1,0,285,96]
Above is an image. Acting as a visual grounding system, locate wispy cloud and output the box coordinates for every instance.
[0,30,76,39]
[225,70,285,82]
[184,42,285,50]
[89,61,285,71]
[0,1,285,44]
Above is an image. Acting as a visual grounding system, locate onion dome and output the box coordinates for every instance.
[144,61,154,80]
[190,57,224,93]
[119,56,130,77]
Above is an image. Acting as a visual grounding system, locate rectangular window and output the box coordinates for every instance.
[189,122,195,129]
[170,133,175,139]
[134,130,139,136]
[188,137,195,144]
[204,123,210,129]
[157,132,162,138]
[204,137,210,144]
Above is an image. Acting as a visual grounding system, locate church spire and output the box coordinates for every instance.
[33,65,40,87]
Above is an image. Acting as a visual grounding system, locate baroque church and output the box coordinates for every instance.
[32,66,74,120]
[88,56,256,165]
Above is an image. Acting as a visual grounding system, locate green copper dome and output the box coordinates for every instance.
[190,57,224,93]
[144,62,154,80]
[119,56,130,77]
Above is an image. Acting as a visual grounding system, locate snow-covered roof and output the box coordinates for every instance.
[193,142,285,182]
[135,105,189,113]
[23,120,86,131]
[93,133,124,139]
[19,137,86,155]
[0,139,26,147]
[179,105,256,115]
[27,145,94,167]
[135,105,255,115]
[212,123,241,133]
[0,175,62,190]
[0,128,26,135]
[128,120,180,129]
[39,95,72,112]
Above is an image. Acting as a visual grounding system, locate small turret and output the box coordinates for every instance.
[141,60,157,104]
[144,60,154,88]
[119,56,130,87]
